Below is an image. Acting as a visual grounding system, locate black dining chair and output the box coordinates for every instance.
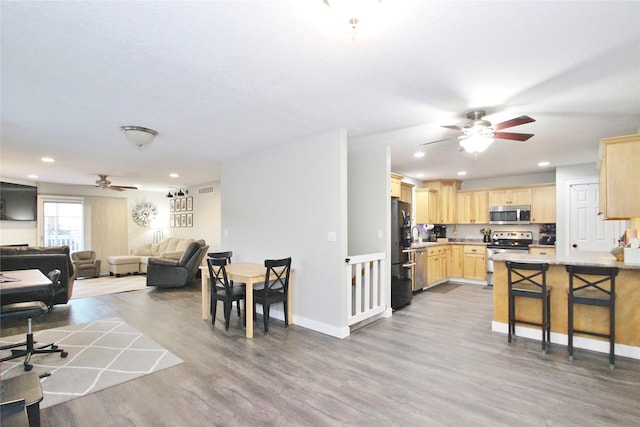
[207,258,246,331]
[208,251,244,317]
[253,257,292,334]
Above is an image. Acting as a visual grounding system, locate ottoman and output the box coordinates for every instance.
[107,256,141,276]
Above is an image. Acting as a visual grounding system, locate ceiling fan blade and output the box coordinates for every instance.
[493,115,535,130]
[111,185,138,190]
[492,132,534,141]
[442,125,463,131]
[421,137,455,146]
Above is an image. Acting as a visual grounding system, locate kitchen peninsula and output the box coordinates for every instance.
[491,251,640,359]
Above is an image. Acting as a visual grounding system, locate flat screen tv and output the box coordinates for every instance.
[0,181,38,221]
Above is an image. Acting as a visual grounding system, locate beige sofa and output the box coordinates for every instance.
[107,237,199,276]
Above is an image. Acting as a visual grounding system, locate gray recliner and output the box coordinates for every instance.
[146,241,209,288]
[71,250,101,278]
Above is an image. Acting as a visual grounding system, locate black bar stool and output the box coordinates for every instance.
[566,265,618,369]
[506,261,552,353]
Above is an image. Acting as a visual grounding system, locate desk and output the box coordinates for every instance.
[0,270,51,296]
[200,263,292,338]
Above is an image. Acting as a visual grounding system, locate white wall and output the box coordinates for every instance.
[347,144,389,255]
[220,129,349,337]
[460,171,556,190]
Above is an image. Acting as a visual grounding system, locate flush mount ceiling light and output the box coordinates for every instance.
[120,126,158,149]
[323,0,382,31]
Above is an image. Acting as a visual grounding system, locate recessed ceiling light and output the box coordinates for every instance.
[28,174,38,179]
[416,173,424,178]
[41,157,55,163]
[538,161,550,167]
[457,171,467,176]
[414,151,425,158]
[169,173,179,178]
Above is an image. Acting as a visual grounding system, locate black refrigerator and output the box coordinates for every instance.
[391,199,413,309]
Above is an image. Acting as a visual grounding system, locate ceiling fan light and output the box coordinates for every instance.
[459,135,494,153]
[323,0,382,31]
[121,126,158,149]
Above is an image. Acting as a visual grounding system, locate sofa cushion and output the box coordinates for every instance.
[132,243,152,256]
[174,238,195,252]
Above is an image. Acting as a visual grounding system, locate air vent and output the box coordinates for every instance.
[198,186,214,195]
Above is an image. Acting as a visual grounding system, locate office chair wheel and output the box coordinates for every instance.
[61,351,68,358]
[51,345,58,350]
[24,364,33,371]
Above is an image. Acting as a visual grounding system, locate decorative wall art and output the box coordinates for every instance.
[169,195,193,228]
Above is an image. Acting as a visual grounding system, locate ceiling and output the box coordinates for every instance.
[1,1,639,192]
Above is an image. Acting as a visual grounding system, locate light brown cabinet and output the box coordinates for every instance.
[426,245,449,285]
[421,180,461,224]
[415,188,438,224]
[463,245,486,280]
[531,185,556,223]
[390,173,402,198]
[599,134,640,219]
[488,187,531,206]
[457,190,489,224]
[400,182,413,204]
[529,246,556,256]
[449,245,464,278]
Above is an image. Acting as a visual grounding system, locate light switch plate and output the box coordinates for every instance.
[328,231,336,242]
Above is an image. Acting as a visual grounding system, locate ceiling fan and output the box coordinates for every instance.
[94,174,138,191]
[422,110,535,153]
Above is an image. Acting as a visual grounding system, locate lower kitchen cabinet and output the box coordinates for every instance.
[463,245,486,280]
[529,246,556,256]
[449,245,464,277]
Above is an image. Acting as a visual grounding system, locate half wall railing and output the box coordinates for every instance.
[345,252,387,326]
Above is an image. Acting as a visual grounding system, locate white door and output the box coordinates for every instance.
[569,182,626,252]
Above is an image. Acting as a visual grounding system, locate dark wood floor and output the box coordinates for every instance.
[2,281,639,426]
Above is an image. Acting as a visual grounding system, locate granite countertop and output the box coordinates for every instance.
[490,251,640,270]
[409,240,487,250]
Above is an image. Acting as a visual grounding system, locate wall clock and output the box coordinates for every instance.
[132,201,158,227]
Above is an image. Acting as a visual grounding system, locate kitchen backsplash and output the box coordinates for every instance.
[415,223,556,243]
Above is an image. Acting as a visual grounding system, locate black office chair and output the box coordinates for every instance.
[253,257,292,334]
[566,265,618,369]
[207,258,246,331]
[0,270,69,371]
[506,261,552,353]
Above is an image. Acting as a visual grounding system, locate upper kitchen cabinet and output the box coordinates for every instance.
[400,182,413,204]
[390,173,403,198]
[422,179,461,224]
[599,134,640,219]
[488,187,531,206]
[457,190,489,224]
[415,188,438,224]
[531,185,556,223]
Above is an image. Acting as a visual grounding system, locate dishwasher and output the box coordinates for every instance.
[413,249,428,291]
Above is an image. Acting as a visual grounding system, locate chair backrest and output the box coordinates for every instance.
[263,257,292,292]
[566,265,618,299]
[208,251,233,263]
[178,242,202,267]
[207,257,231,293]
[506,261,549,292]
[72,250,96,264]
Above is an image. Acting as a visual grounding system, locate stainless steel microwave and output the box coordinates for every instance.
[489,205,531,225]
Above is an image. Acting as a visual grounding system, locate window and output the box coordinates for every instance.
[42,200,83,251]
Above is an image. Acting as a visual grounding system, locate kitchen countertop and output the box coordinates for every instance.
[491,250,640,270]
[528,244,556,249]
[409,240,487,250]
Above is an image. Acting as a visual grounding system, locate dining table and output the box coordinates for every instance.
[200,262,293,338]
[0,269,52,296]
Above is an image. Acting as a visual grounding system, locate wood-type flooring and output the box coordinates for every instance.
[2,281,639,426]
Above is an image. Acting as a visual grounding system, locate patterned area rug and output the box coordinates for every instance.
[71,275,147,299]
[0,318,183,408]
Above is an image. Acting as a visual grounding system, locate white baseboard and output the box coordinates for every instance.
[492,321,640,360]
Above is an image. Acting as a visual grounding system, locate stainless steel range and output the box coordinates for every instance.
[486,231,533,286]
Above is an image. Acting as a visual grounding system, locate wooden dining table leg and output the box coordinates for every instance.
[245,279,254,338]
[201,270,210,321]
